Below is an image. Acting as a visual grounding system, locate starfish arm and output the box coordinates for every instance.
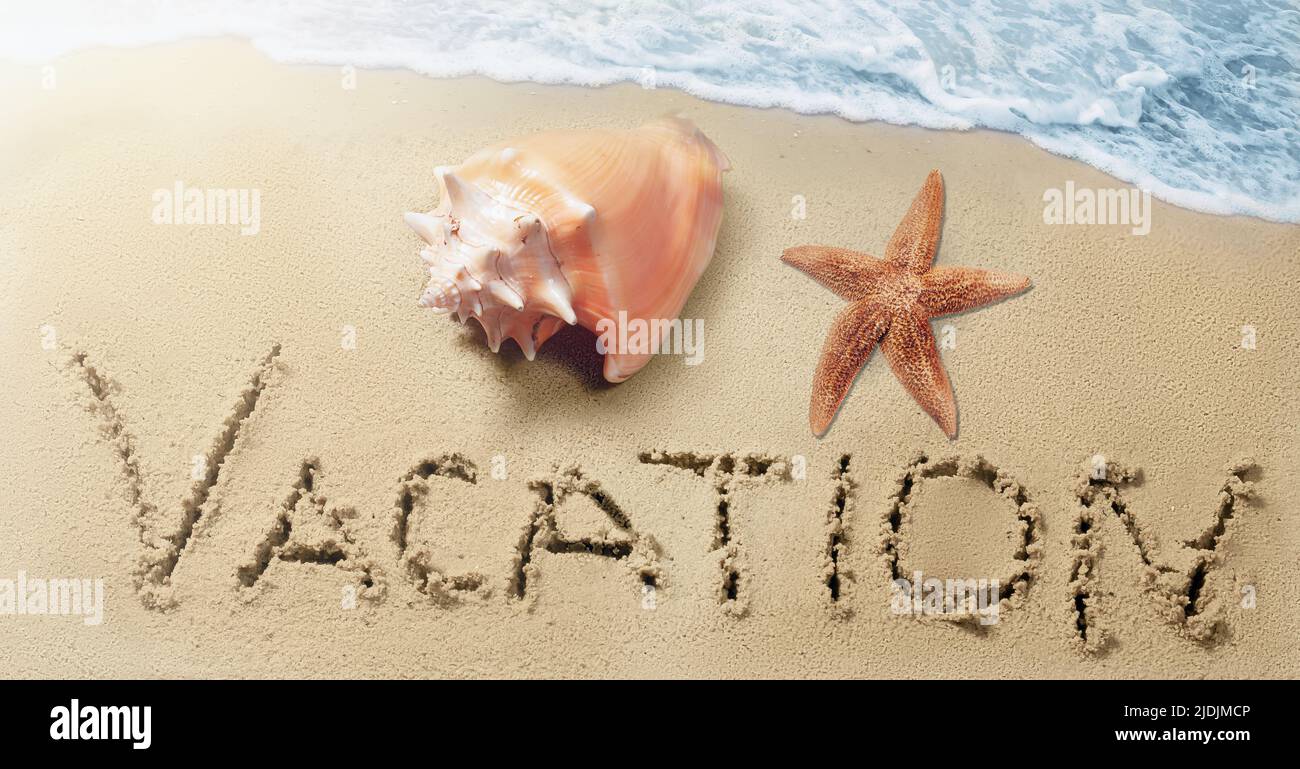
[919,266,1031,317]
[808,299,890,436]
[885,170,944,274]
[781,245,890,300]
[881,311,957,438]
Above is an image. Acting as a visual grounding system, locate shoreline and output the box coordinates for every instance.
[0,39,1296,678]
[3,35,1295,225]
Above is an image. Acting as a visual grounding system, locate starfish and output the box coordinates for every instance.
[782,170,1030,438]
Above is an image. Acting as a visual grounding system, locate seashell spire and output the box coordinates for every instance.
[404,168,574,359]
[407,117,728,379]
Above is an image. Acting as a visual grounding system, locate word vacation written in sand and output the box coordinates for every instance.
[62,343,1259,652]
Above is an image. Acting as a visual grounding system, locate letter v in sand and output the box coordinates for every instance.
[68,344,282,608]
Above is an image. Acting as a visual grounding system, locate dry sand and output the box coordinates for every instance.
[0,40,1296,678]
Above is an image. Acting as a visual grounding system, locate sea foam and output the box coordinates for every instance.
[5,0,1297,222]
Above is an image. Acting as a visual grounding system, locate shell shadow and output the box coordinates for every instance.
[449,316,611,391]
[535,324,612,391]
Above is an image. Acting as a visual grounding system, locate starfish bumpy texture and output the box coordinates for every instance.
[782,170,1031,438]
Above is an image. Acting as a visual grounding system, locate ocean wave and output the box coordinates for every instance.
[5,0,1298,222]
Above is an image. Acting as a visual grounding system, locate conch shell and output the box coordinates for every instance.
[405,117,728,382]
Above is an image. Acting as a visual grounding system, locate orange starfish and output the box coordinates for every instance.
[782,170,1030,438]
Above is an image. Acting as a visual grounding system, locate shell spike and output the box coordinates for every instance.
[477,313,504,352]
[532,281,577,325]
[439,169,489,213]
[405,211,443,244]
[488,280,525,310]
[501,313,541,361]
[513,331,537,361]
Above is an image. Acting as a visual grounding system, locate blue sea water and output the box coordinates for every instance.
[5,0,1298,222]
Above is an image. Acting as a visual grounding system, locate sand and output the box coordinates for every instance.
[0,39,1296,678]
